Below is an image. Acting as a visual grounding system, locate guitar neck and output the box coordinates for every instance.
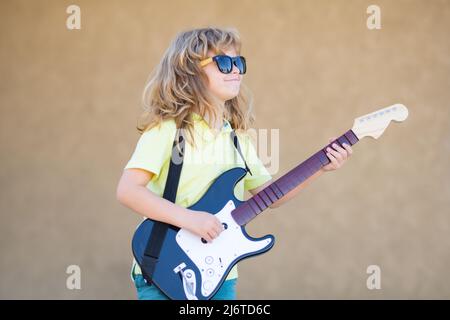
[231,129,360,226]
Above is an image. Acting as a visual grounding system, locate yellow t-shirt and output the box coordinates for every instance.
[124,112,272,281]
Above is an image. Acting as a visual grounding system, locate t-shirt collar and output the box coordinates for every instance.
[191,112,233,133]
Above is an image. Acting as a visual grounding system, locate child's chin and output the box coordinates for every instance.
[224,91,240,100]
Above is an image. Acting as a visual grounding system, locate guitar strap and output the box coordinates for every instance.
[230,130,253,176]
[140,127,252,285]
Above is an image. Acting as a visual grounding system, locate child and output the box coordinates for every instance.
[116,27,352,300]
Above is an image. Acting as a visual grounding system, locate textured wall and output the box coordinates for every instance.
[0,0,449,299]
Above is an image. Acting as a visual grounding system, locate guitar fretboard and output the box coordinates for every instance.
[231,129,359,226]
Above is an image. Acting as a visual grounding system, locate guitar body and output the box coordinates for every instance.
[132,167,275,300]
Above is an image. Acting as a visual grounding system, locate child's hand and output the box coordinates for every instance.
[183,210,224,243]
[321,137,353,172]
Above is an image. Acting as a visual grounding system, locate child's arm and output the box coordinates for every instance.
[116,168,223,242]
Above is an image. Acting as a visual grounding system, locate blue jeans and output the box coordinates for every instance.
[133,274,237,300]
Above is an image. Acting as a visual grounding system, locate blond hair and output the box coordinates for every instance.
[137,27,254,147]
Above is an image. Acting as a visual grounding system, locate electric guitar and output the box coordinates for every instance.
[132,103,409,300]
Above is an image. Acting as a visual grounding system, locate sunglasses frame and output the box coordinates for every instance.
[199,55,247,74]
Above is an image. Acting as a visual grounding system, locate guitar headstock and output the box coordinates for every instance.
[351,103,409,140]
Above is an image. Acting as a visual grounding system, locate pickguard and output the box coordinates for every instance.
[176,200,273,297]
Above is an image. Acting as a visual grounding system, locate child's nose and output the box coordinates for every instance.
[231,63,240,74]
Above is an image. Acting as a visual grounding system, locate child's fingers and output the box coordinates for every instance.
[343,143,353,155]
[326,151,339,167]
[328,139,353,157]
[326,146,343,161]
[203,233,213,243]
[330,143,347,155]
[208,230,219,239]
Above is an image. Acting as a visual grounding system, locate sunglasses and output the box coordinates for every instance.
[199,55,247,74]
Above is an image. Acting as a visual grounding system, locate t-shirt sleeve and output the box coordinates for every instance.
[242,134,273,192]
[124,120,176,179]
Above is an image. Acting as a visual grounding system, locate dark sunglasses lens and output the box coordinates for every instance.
[215,56,232,74]
[234,56,246,74]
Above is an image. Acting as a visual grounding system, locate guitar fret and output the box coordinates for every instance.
[248,198,261,215]
[248,196,263,214]
[257,192,271,208]
[259,189,273,206]
[338,135,351,147]
[253,195,266,211]
[264,187,279,203]
[271,183,284,198]
[344,130,359,145]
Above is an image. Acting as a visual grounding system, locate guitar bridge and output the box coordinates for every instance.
[173,263,198,300]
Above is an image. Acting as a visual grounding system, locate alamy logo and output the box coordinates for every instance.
[66,5,81,30]
[366,265,381,290]
[66,265,81,290]
[367,5,381,30]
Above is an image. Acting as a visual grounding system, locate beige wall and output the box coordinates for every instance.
[0,0,449,299]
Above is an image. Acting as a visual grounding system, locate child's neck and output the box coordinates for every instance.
[203,111,224,131]
[194,102,226,132]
